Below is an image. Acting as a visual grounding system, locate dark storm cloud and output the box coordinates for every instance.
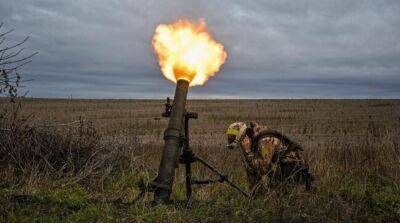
[1,0,399,98]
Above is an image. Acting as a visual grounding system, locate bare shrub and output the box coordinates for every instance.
[0,113,141,190]
[0,23,37,101]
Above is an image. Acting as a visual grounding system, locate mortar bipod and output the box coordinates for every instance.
[175,100,249,201]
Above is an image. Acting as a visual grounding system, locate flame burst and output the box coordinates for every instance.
[152,19,227,86]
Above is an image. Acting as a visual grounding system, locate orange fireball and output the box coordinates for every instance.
[152,19,227,86]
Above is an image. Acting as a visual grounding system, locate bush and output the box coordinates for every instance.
[0,107,140,189]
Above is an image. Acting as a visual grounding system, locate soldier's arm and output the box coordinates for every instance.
[243,150,269,173]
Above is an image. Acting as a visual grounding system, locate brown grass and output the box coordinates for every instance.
[0,98,399,222]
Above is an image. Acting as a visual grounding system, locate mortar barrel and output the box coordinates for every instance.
[154,79,189,203]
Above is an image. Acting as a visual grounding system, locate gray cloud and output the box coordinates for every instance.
[1,0,399,98]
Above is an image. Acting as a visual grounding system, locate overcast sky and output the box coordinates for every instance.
[1,0,399,98]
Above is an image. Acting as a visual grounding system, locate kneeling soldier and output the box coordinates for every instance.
[226,122,314,194]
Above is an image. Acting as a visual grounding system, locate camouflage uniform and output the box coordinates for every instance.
[237,122,313,193]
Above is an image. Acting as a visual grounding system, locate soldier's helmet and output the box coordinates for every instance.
[226,122,247,149]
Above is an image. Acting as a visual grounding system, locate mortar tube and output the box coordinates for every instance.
[154,79,189,203]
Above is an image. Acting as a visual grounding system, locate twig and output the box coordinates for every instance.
[2,48,25,60]
[3,60,32,71]
[0,28,14,38]
[0,36,29,52]
[0,52,38,65]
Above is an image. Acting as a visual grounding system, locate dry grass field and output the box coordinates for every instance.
[1,98,399,222]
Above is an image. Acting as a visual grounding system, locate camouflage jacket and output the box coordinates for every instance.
[239,122,303,176]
